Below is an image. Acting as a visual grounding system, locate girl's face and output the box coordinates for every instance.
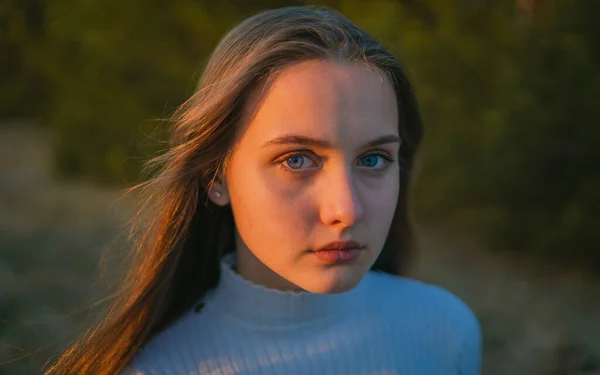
[210,60,400,294]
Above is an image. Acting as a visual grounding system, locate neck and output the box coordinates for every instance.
[209,252,370,328]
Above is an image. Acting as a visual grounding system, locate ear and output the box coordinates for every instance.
[206,177,230,206]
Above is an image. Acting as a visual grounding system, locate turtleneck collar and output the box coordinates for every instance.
[207,252,370,328]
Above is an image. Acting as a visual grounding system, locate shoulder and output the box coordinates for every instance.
[121,307,220,375]
[366,270,480,330]
[365,271,482,373]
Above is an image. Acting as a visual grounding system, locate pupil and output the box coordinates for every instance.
[363,155,378,167]
[288,156,304,169]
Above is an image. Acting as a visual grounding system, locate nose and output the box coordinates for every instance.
[318,168,364,229]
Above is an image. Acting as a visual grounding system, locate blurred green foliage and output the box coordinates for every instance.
[1,0,598,270]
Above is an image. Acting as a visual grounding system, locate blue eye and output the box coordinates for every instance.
[286,155,307,169]
[278,152,392,173]
[277,152,319,173]
[359,154,386,168]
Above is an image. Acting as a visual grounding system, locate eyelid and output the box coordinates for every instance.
[274,149,396,172]
[357,150,396,164]
[274,150,319,163]
[356,151,395,170]
[275,149,393,161]
[274,150,321,171]
[360,149,394,160]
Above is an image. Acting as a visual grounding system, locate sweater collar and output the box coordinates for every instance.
[208,252,369,328]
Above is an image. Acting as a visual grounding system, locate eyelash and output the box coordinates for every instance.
[275,150,396,174]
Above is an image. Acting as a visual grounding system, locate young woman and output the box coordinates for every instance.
[47,6,482,375]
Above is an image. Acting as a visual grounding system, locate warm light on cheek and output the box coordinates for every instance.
[254,166,310,202]
[255,149,402,203]
[263,159,316,185]
[269,164,399,190]
[263,169,399,208]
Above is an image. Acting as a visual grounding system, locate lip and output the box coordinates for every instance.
[315,240,365,252]
[311,240,365,264]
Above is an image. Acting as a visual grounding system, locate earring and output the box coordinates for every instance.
[213,191,221,198]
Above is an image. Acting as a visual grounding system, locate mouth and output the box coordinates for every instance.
[311,240,365,264]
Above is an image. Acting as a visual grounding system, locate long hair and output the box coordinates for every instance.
[45,6,423,375]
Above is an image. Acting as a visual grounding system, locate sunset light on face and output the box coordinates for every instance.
[212,60,400,294]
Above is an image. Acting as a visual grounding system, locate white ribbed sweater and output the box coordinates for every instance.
[123,253,482,374]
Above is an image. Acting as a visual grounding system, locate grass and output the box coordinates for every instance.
[0,120,131,374]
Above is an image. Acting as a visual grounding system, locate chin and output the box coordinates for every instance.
[299,268,365,294]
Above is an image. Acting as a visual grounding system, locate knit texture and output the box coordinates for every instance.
[123,253,482,375]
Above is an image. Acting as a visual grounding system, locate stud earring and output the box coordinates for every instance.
[213,191,221,198]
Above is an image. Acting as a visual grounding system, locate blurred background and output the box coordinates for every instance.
[1,0,599,374]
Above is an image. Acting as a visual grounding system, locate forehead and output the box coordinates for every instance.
[238,60,399,146]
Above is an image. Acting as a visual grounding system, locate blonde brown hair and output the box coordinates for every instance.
[46,6,423,374]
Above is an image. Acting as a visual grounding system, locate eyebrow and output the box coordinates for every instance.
[261,134,402,149]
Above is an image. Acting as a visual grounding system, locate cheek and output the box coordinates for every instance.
[228,165,314,248]
[362,167,400,206]
[361,169,400,231]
